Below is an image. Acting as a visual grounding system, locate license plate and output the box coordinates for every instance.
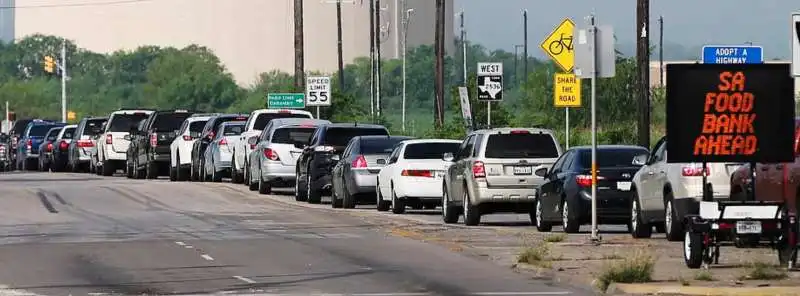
[616,181,632,191]
[736,221,762,234]
[513,166,532,175]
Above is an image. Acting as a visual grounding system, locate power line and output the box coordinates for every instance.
[0,0,154,9]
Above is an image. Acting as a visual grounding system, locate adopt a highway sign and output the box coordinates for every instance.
[476,62,503,101]
[306,76,331,106]
[701,45,763,64]
[540,18,575,72]
[267,93,305,109]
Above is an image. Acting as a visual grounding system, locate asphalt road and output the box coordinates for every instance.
[0,172,589,296]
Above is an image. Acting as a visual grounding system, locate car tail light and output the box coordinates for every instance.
[472,161,486,178]
[682,164,710,177]
[219,138,228,145]
[77,140,94,148]
[59,141,68,151]
[26,139,32,148]
[263,148,279,161]
[182,135,192,141]
[576,175,605,187]
[150,133,157,147]
[105,134,113,144]
[46,142,53,152]
[351,155,367,168]
[510,130,530,134]
[401,169,433,178]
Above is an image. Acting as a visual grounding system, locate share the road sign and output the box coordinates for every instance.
[701,45,763,64]
[267,93,305,109]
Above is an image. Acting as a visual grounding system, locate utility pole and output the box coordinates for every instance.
[433,0,445,128]
[369,0,375,118]
[636,0,650,148]
[402,8,414,132]
[61,41,67,124]
[658,15,664,88]
[293,0,305,92]
[523,9,528,82]
[460,10,466,85]
[336,0,345,92]
[375,0,382,118]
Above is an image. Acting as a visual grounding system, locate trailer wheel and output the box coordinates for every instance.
[684,230,705,269]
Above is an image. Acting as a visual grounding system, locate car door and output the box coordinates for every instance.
[380,144,404,198]
[135,115,152,165]
[447,134,476,202]
[332,140,352,198]
[539,150,572,219]
[641,138,668,212]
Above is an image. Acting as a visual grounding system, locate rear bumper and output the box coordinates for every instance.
[261,161,296,182]
[395,176,443,199]
[577,190,632,223]
[350,170,378,194]
[471,181,537,205]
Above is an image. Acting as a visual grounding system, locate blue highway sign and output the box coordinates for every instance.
[701,45,763,64]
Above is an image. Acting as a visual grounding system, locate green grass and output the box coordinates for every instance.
[517,243,553,268]
[595,250,655,292]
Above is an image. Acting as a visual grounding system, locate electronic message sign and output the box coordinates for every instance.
[665,63,795,163]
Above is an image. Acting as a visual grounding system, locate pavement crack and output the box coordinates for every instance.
[35,190,58,213]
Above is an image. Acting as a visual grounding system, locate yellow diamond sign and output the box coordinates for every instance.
[540,18,575,73]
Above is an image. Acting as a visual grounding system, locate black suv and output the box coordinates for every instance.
[126,109,195,179]
[190,113,248,181]
[295,123,389,203]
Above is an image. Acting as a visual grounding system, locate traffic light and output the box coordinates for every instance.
[43,55,55,74]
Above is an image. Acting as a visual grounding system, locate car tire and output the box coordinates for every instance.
[376,182,390,212]
[331,184,343,208]
[306,173,322,204]
[211,168,222,182]
[231,154,242,184]
[630,193,652,238]
[243,162,251,186]
[665,196,684,241]
[102,160,115,176]
[176,155,188,181]
[258,177,271,195]
[342,183,356,209]
[126,159,134,179]
[169,164,177,181]
[146,161,158,179]
[441,185,459,224]
[390,186,405,214]
[295,170,308,202]
[561,200,580,233]
[533,198,553,232]
[463,185,481,226]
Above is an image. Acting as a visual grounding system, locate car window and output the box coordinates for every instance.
[458,135,475,159]
[189,121,207,133]
[211,116,247,134]
[151,113,193,132]
[578,148,649,168]
[388,144,404,163]
[403,142,461,159]
[108,113,150,132]
[322,127,388,147]
[361,138,408,154]
[253,113,312,130]
[62,127,75,139]
[550,151,570,172]
[46,128,62,141]
[271,127,316,144]
[222,124,244,136]
[651,140,667,163]
[484,133,559,159]
[82,119,107,136]
[28,125,58,137]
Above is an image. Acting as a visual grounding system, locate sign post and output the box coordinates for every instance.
[267,93,305,109]
[457,86,473,130]
[553,73,581,149]
[573,15,616,243]
[701,45,764,64]
[792,12,800,77]
[476,62,503,127]
[306,76,332,119]
[541,18,576,149]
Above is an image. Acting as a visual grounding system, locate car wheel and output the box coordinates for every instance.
[534,198,552,232]
[243,162,251,186]
[176,154,187,181]
[306,173,322,204]
[146,161,158,179]
[258,176,271,194]
[463,185,481,226]
[331,181,343,208]
[561,200,580,233]
[630,193,652,238]
[342,181,356,209]
[390,186,405,214]
[231,154,242,184]
[376,182,390,212]
[684,230,705,269]
[665,197,684,241]
[441,185,459,224]
[126,158,134,178]
[294,170,308,202]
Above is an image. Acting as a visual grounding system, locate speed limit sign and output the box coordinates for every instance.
[305,76,331,107]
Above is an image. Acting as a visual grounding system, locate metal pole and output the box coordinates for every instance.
[376,0,382,118]
[523,9,528,81]
[514,46,518,85]
[487,102,491,127]
[636,0,650,148]
[461,10,466,85]
[316,106,320,119]
[336,0,345,92]
[565,107,569,149]
[61,41,67,124]
[4,101,8,133]
[659,15,664,88]
[589,15,599,242]
[402,8,412,132]
[394,0,399,59]
[293,0,305,92]
[433,0,445,128]
[369,0,375,118]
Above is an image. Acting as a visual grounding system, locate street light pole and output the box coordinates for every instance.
[514,45,523,85]
[460,10,466,85]
[402,8,414,133]
[336,0,345,92]
[61,41,67,123]
[523,9,528,81]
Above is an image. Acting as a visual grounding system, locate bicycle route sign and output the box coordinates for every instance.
[476,62,503,101]
[540,18,575,73]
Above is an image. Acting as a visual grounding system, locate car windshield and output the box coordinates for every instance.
[109,113,150,132]
[271,127,316,144]
[82,119,107,136]
[323,127,388,147]
[189,121,207,133]
[404,142,461,159]
[578,148,649,168]
[360,138,409,154]
[28,125,58,137]
[152,113,192,132]
[253,113,311,130]
[222,124,244,136]
[12,120,34,136]
[211,116,247,133]
[484,133,559,159]
[62,127,76,139]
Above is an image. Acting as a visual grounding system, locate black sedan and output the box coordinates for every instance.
[533,145,649,233]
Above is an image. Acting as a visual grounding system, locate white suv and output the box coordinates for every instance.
[169,114,215,181]
[94,110,152,176]
[231,109,313,184]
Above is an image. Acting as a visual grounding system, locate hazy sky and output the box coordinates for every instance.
[455,0,798,60]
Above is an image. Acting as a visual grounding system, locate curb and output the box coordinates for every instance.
[608,283,800,296]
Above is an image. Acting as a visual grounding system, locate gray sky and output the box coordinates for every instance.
[455,0,798,60]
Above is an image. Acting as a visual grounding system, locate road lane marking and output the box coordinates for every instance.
[201,254,214,261]
[175,241,186,246]
[185,245,194,249]
[471,293,572,295]
[232,276,257,284]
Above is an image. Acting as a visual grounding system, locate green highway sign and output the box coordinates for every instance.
[267,93,305,109]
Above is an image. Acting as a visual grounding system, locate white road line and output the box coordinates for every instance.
[185,245,194,249]
[200,254,214,261]
[175,241,186,246]
[471,293,572,295]
[232,276,257,284]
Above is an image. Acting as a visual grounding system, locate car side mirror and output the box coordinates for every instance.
[293,141,306,149]
[632,154,649,166]
[331,154,340,161]
[442,152,454,162]
[123,135,131,141]
[534,167,548,177]
[247,136,258,145]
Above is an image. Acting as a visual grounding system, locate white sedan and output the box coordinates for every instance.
[376,139,462,214]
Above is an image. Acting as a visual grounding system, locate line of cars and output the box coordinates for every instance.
[3,111,797,248]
